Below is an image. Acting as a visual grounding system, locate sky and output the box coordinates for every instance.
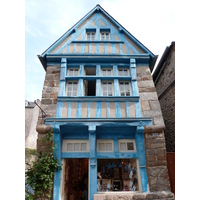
[25,0,175,101]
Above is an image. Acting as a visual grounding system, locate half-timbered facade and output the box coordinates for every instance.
[36,5,174,200]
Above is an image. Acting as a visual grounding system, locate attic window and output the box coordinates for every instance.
[86,28,96,41]
[100,28,110,41]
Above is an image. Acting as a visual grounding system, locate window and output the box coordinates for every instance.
[87,32,96,41]
[62,140,89,152]
[118,139,136,152]
[119,81,131,96]
[102,81,113,96]
[97,140,114,152]
[97,159,141,192]
[68,68,79,76]
[66,81,78,96]
[118,69,129,76]
[101,32,110,41]
[100,28,110,41]
[101,68,112,76]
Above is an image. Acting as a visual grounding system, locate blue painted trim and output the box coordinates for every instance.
[61,152,90,158]
[113,65,118,76]
[57,96,140,102]
[76,102,82,118]
[96,79,101,96]
[87,102,91,118]
[45,118,152,127]
[134,101,142,117]
[67,101,72,118]
[135,126,148,192]
[96,65,101,76]
[126,101,130,118]
[115,102,121,118]
[107,102,110,118]
[96,101,101,118]
[78,79,83,96]
[53,132,62,200]
[56,101,63,118]
[65,75,132,81]
[71,40,124,43]
[96,152,138,158]
[114,79,120,96]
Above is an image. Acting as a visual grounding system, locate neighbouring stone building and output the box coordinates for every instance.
[36,5,174,200]
[25,99,40,149]
[152,42,175,194]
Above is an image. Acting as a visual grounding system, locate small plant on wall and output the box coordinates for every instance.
[25,129,61,200]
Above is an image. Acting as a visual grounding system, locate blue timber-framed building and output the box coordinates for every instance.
[36,4,173,200]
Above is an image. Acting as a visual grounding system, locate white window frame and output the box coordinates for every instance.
[101,81,113,96]
[119,81,131,96]
[101,68,112,76]
[97,139,114,152]
[100,32,110,41]
[118,139,136,152]
[68,68,79,76]
[118,68,129,76]
[66,81,78,96]
[62,140,89,152]
[86,32,96,41]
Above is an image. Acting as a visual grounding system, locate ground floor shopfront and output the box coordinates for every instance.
[46,118,152,200]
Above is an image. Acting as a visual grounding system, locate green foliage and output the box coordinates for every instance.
[25,148,37,158]
[25,130,61,200]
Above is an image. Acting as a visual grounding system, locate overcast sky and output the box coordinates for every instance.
[25,0,175,101]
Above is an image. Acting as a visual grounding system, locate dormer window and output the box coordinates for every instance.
[100,28,110,41]
[86,28,96,41]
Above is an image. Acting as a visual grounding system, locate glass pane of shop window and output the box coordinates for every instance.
[74,143,80,151]
[99,143,105,151]
[120,143,126,150]
[127,142,134,150]
[81,143,87,151]
[67,143,73,151]
[106,143,112,151]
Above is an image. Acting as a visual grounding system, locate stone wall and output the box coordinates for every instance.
[36,65,60,153]
[25,99,40,149]
[136,66,171,192]
[154,45,175,152]
[94,191,174,200]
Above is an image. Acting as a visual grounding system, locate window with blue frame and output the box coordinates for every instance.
[66,81,78,96]
[119,81,131,96]
[102,81,113,96]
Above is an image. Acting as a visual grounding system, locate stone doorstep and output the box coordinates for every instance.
[93,191,174,200]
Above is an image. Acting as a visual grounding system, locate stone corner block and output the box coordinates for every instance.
[36,124,52,133]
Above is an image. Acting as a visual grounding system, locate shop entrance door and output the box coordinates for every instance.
[61,158,89,200]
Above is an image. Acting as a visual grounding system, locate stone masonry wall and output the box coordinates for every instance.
[154,46,175,152]
[36,65,60,153]
[136,66,171,192]
[94,191,174,200]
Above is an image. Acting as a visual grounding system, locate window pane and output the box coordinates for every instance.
[67,92,72,96]
[106,143,112,151]
[120,143,126,150]
[127,142,134,150]
[74,143,80,151]
[81,143,87,151]
[99,143,105,151]
[121,92,125,96]
[126,92,130,96]
[124,70,128,76]
[67,143,73,151]
[107,70,111,76]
